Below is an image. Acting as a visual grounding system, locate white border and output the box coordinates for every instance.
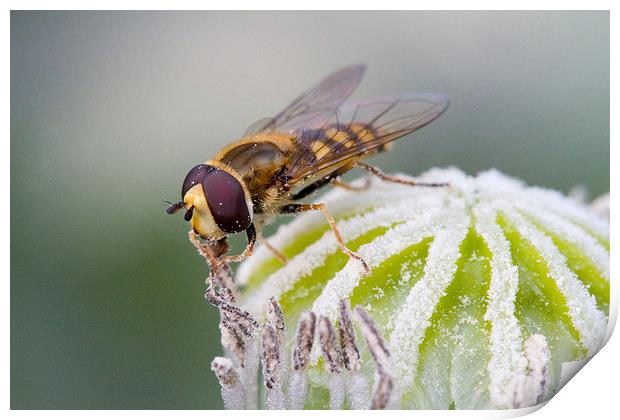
[5,2,615,419]
[1,1,618,10]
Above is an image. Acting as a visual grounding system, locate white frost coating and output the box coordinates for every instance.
[242,195,446,316]
[345,372,370,410]
[311,204,447,322]
[241,340,260,409]
[473,202,529,408]
[328,374,346,409]
[525,186,610,241]
[221,384,245,410]
[501,205,608,354]
[388,207,470,391]
[266,388,285,410]
[590,192,610,221]
[237,177,446,285]
[224,168,610,410]
[286,371,308,409]
[515,203,610,280]
[474,169,609,241]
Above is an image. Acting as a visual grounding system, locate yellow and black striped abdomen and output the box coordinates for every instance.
[295,122,389,164]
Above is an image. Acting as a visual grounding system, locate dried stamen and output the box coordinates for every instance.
[318,316,344,373]
[353,306,392,376]
[507,334,552,408]
[262,323,286,409]
[524,334,550,405]
[208,267,237,312]
[211,356,240,388]
[338,299,360,371]
[205,283,260,335]
[211,263,237,300]
[219,317,247,366]
[267,297,285,347]
[206,276,258,369]
[222,313,253,339]
[318,316,345,409]
[261,325,282,390]
[353,306,397,409]
[287,312,316,409]
[292,311,317,371]
[211,357,245,410]
[370,376,394,410]
[338,300,369,409]
[215,282,236,305]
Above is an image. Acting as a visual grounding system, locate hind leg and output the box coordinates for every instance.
[331,177,372,191]
[257,231,289,265]
[353,161,448,187]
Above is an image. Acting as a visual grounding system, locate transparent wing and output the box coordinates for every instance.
[243,117,275,137]
[287,93,450,182]
[242,65,366,135]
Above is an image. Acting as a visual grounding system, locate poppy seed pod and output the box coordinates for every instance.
[209,168,610,410]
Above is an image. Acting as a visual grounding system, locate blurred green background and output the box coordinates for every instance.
[11,11,609,409]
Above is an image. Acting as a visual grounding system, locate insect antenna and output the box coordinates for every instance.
[165,200,184,215]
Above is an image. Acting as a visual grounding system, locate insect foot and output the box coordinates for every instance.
[208,168,609,410]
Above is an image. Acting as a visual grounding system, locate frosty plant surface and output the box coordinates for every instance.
[205,168,610,410]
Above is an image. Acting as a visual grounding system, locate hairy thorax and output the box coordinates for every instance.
[215,134,294,214]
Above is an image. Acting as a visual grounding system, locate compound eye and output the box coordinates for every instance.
[181,164,209,197]
[202,169,251,234]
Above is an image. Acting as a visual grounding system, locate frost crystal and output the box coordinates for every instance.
[205,168,609,410]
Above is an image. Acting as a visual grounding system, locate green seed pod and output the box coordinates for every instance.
[211,168,610,410]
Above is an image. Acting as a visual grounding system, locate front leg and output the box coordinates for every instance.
[223,223,257,264]
[188,226,256,271]
[188,230,229,268]
[280,203,370,276]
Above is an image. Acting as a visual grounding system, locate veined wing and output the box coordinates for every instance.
[243,65,366,136]
[286,93,450,182]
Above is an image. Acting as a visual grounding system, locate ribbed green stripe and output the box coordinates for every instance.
[499,215,584,396]
[533,224,609,315]
[279,226,390,333]
[403,228,492,409]
[242,207,377,295]
[573,220,610,251]
[348,237,432,332]
[242,224,329,295]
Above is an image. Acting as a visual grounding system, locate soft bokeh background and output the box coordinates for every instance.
[11,11,609,409]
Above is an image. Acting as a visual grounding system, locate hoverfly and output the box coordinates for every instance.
[166,65,449,275]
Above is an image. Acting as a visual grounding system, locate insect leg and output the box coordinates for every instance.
[280,203,370,276]
[331,177,372,191]
[257,231,289,264]
[223,224,257,264]
[353,161,449,187]
[290,167,351,200]
[290,175,336,201]
[188,230,229,268]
